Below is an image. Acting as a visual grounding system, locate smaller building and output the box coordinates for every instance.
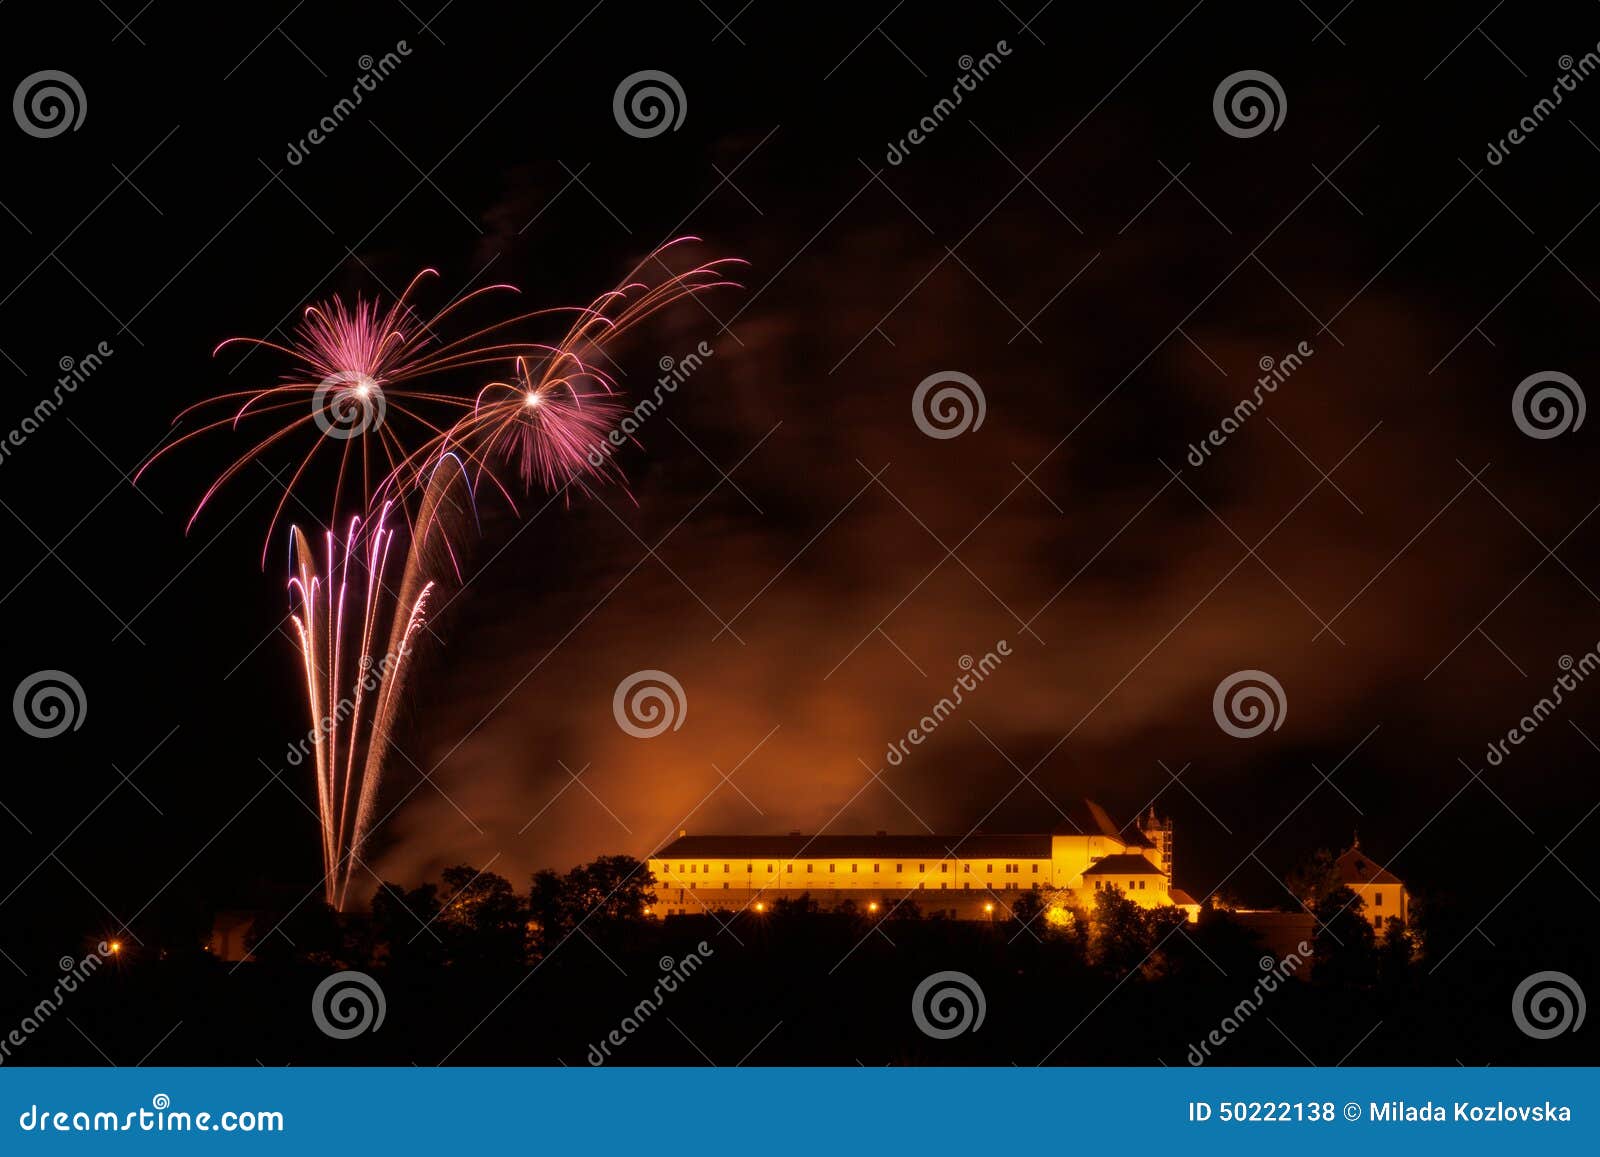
[1334,837,1408,927]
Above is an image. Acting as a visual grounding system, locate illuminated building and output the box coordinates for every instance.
[1335,836,1410,928]
[648,799,1200,922]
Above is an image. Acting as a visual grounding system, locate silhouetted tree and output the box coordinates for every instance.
[370,882,445,967]
[1090,888,1155,976]
[563,855,656,921]
[1311,885,1377,988]
[437,866,525,965]
[1286,848,1342,909]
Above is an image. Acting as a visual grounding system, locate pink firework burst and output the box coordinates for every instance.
[138,270,572,561]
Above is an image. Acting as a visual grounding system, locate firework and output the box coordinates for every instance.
[288,500,437,908]
[407,238,747,501]
[137,270,576,561]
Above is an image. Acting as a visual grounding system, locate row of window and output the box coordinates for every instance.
[665,881,1029,893]
[1093,879,1152,891]
[663,862,1043,875]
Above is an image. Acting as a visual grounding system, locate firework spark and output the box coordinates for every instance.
[289,501,437,908]
[138,270,574,562]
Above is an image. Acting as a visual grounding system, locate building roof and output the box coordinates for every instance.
[1081,854,1166,876]
[1049,798,1150,846]
[1335,846,1402,886]
[654,833,1052,860]
[1169,888,1198,906]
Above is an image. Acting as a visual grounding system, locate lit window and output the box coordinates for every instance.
[703,865,709,874]
[919,863,926,872]
[987,864,993,873]
[851,864,857,873]
[1031,864,1039,873]
[963,882,970,890]
[940,883,947,890]
[1375,891,1383,906]
[963,865,970,874]
[918,883,925,890]
[897,864,904,872]
[940,864,948,873]
[829,864,835,872]
[766,864,774,872]
[679,865,685,873]
[724,864,731,873]
[787,864,793,873]
[723,883,729,889]
[745,864,752,872]
[806,865,813,873]
[689,865,696,873]
[873,864,879,872]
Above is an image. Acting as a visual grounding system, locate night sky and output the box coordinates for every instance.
[4,1,1600,955]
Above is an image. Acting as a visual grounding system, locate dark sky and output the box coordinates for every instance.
[4,2,1600,949]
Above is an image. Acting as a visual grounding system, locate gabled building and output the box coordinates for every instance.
[646,799,1199,922]
[1334,836,1409,927]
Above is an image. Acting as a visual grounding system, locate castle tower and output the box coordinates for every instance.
[1140,807,1173,878]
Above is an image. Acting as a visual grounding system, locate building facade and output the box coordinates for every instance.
[1335,838,1410,927]
[647,800,1199,922]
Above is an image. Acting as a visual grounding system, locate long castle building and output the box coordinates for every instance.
[648,800,1200,922]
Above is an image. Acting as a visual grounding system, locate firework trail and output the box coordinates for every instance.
[153,239,742,910]
[288,499,440,908]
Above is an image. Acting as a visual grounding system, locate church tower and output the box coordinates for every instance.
[1140,807,1173,878]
